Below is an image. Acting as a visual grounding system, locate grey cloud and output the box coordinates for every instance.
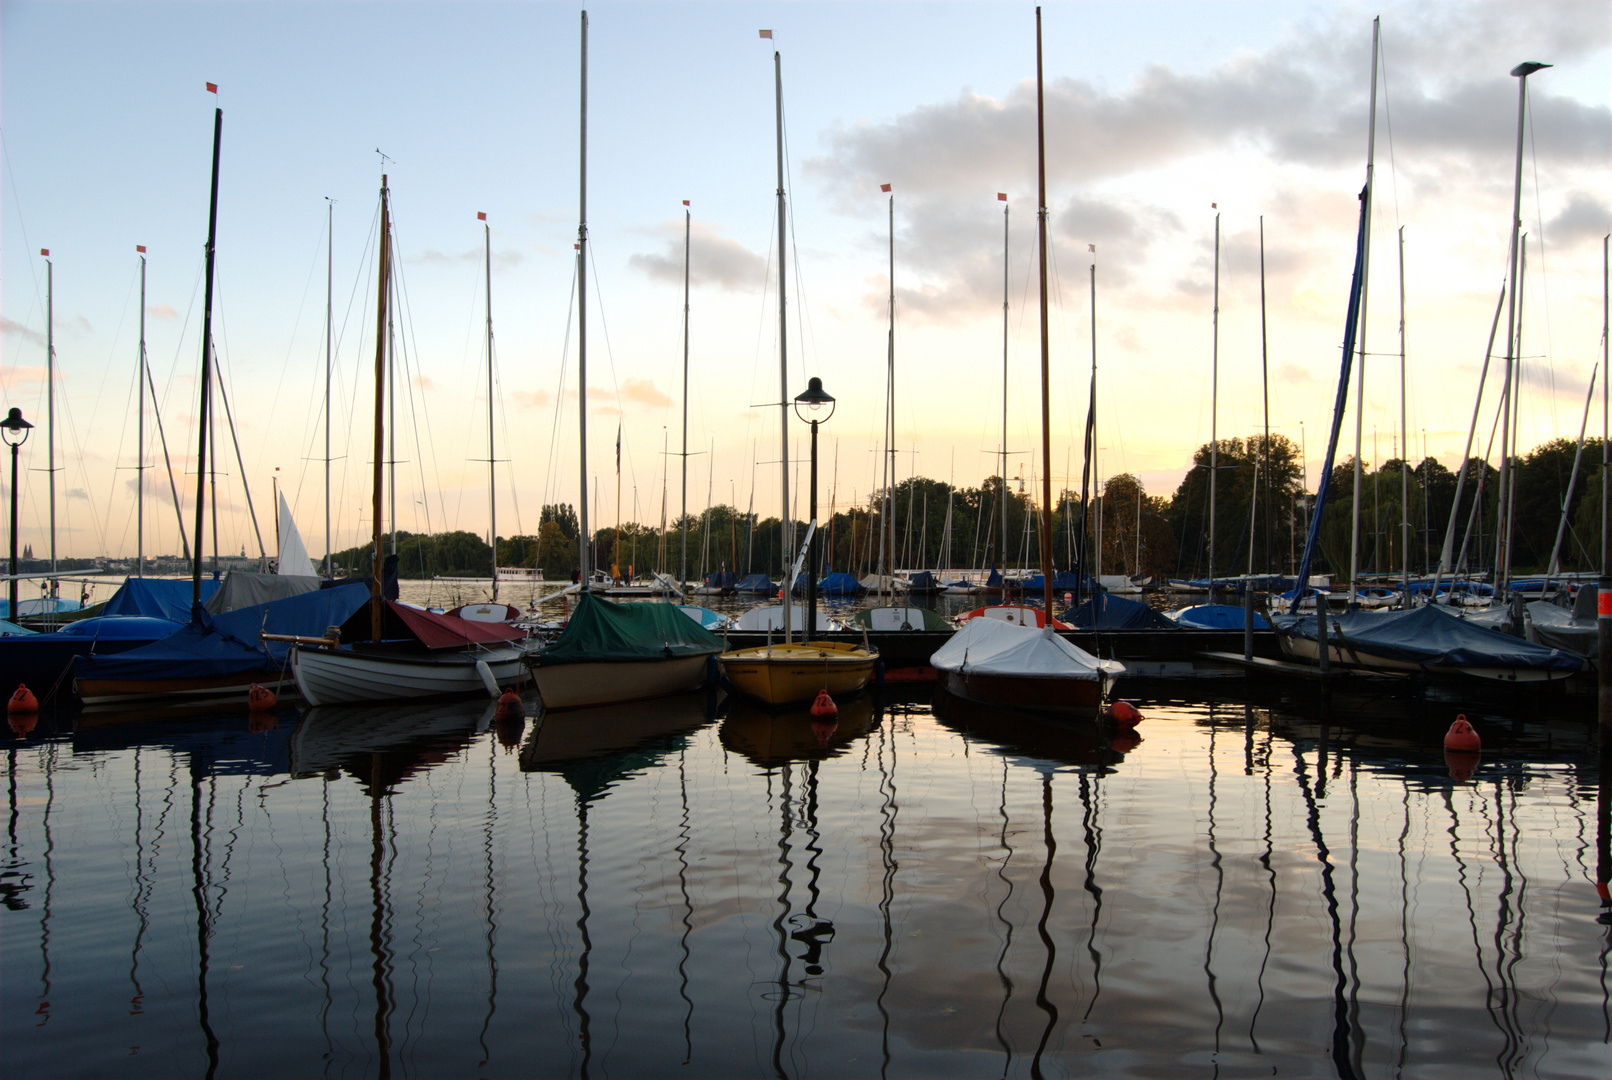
[67,488,90,502]
[1546,191,1610,245]
[2,318,45,346]
[412,247,524,270]
[629,223,768,291]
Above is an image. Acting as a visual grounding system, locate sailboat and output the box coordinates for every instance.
[288,175,531,706]
[930,7,1123,713]
[529,12,727,711]
[718,34,878,707]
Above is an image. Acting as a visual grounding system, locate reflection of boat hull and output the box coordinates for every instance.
[530,655,712,711]
[719,694,877,765]
[291,642,530,706]
[291,698,493,778]
[718,641,877,706]
[521,690,715,769]
[930,686,1129,764]
[939,667,1106,711]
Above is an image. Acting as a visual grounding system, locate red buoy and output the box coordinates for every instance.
[247,684,277,711]
[810,690,838,718]
[7,684,39,715]
[496,688,523,722]
[1108,700,1143,728]
[1444,715,1481,752]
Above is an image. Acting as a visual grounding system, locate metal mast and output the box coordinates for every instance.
[577,10,591,587]
[774,44,792,642]
[325,198,333,578]
[681,201,690,592]
[1209,211,1219,594]
[370,175,390,641]
[485,214,497,600]
[193,106,222,605]
[1001,193,1010,577]
[137,250,146,576]
[1035,7,1054,616]
[1349,16,1380,607]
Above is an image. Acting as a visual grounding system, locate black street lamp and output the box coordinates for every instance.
[3,407,34,622]
[793,377,836,638]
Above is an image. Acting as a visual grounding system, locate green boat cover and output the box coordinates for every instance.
[536,592,724,666]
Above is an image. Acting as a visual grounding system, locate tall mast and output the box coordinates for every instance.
[774,45,791,642]
[681,200,690,591]
[886,186,896,586]
[577,10,591,587]
[44,256,55,582]
[1398,226,1410,602]
[324,198,333,578]
[1035,7,1053,616]
[193,105,222,606]
[1260,217,1270,578]
[1209,212,1219,593]
[485,213,496,600]
[137,250,146,576]
[1603,233,1609,577]
[1000,192,1010,575]
[1349,16,1380,607]
[370,175,390,642]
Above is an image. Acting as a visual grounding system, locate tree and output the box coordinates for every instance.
[537,521,577,580]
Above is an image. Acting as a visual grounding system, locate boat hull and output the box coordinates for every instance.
[292,643,530,707]
[75,670,292,707]
[719,642,877,706]
[939,668,1105,711]
[530,654,712,711]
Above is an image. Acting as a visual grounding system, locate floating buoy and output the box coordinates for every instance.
[1108,700,1143,728]
[1444,715,1481,752]
[496,688,523,722]
[7,684,39,715]
[247,683,277,711]
[809,689,838,719]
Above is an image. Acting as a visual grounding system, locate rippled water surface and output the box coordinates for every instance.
[4,680,1610,1079]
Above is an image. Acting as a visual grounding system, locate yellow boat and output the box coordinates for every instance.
[718,640,879,706]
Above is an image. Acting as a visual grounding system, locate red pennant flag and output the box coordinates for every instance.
[880,183,892,193]
[682,200,690,207]
[574,243,581,251]
[1211,202,1217,209]
[136,245,146,253]
[39,248,49,257]
[477,211,487,221]
[206,82,217,94]
[759,29,773,39]
[997,192,1007,201]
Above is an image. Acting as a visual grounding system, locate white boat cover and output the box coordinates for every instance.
[858,574,910,593]
[277,491,320,578]
[930,616,1123,680]
[733,604,837,632]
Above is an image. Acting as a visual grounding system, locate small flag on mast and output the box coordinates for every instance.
[880,183,892,193]
[40,248,49,257]
[1211,202,1217,209]
[137,245,146,253]
[759,29,773,39]
[997,192,1008,201]
[615,426,621,474]
[682,200,690,207]
[477,211,486,221]
[205,82,217,94]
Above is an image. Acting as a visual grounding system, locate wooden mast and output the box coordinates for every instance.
[1035,7,1053,618]
[370,176,390,642]
[773,43,791,643]
[485,214,496,600]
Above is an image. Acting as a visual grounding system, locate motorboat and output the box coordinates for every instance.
[930,616,1123,713]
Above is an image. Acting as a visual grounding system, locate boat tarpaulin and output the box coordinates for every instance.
[735,574,775,594]
[338,600,527,650]
[703,570,738,590]
[930,616,1121,680]
[1173,603,1269,630]
[1064,592,1176,630]
[906,571,940,593]
[204,571,322,614]
[102,577,219,622]
[818,573,864,595]
[1274,603,1583,674]
[73,582,372,685]
[536,592,723,666]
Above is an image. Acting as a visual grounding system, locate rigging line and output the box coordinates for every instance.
[1525,93,1558,427]
[542,266,580,514]
[336,208,382,558]
[1376,27,1403,230]
[778,86,821,391]
[491,344,525,536]
[585,239,639,491]
[390,224,451,536]
[210,306,268,563]
[258,210,325,505]
[282,211,334,516]
[0,131,50,324]
[99,264,144,551]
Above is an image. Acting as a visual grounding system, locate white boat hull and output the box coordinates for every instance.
[291,642,531,707]
[530,654,712,711]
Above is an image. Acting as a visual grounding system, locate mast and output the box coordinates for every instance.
[577,10,592,588]
[681,200,690,591]
[1604,233,1609,577]
[1209,211,1219,594]
[325,198,333,578]
[1260,217,1270,579]
[1349,16,1380,608]
[193,105,222,606]
[886,186,896,588]
[137,249,147,576]
[370,175,391,642]
[1035,6,1053,616]
[1398,226,1410,602]
[1000,192,1010,576]
[773,45,792,642]
[485,212,497,600]
[44,255,55,583]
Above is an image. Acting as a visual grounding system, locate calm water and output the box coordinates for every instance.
[4,680,1611,1079]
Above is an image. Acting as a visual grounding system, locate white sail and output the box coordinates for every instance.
[277,491,319,578]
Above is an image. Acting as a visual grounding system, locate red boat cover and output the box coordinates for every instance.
[363,600,526,650]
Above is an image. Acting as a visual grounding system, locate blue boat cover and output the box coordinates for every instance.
[735,573,775,594]
[985,566,1003,589]
[1175,604,1270,630]
[906,571,940,593]
[1272,603,1582,674]
[1019,571,1087,593]
[817,573,864,595]
[1064,592,1176,630]
[73,582,372,685]
[703,570,738,590]
[101,577,219,622]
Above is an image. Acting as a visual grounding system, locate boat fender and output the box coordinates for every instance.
[475,660,500,699]
[1108,700,1143,727]
[1444,715,1481,752]
[705,654,720,688]
[8,683,39,715]
[247,683,277,711]
[810,689,838,719]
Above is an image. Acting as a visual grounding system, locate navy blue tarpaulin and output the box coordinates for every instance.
[817,573,864,595]
[1272,604,1582,675]
[101,577,219,622]
[1063,591,1177,630]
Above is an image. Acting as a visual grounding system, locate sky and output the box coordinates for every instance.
[2,0,1608,567]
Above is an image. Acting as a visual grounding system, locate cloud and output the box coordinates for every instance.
[511,388,553,410]
[2,364,47,387]
[2,318,45,347]
[147,304,179,320]
[619,378,672,408]
[628,222,768,291]
[1275,361,1318,387]
[67,488,90,502]
[413,374,434,390]
[411,247,524,270]
[1546,191,1611,246]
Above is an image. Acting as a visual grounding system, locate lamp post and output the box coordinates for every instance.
[794,377,836,639]
[3,407,34,621]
